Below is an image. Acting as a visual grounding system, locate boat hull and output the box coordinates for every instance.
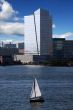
[30,96,44,102]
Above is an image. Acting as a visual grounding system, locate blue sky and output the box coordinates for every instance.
[0,0,73,42]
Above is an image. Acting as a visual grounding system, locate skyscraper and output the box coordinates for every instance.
[24,8,52,55]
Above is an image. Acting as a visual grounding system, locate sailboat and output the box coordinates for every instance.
[30,78,44,102]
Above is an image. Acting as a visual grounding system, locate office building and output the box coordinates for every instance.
[4,43,16,48]
[64,40,73,59]
[24,8,52,55]
[53,38,65,59]
[16,42,24,54]
[16,42,24,49]
[0,47,19,64]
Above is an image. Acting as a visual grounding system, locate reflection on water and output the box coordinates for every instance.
[0,65,73,110]
[31,102,43,110]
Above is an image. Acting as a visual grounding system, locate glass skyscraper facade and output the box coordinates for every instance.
[24,8,52,55]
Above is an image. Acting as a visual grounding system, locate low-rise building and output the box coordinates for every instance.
[64,40,73,59]
[4,43,16,48]
[53,38,65,59]
[0,47,19,64]
[16,42,24,54]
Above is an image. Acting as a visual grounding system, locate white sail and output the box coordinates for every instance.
[30,78,41,98]
[35,78,41,97]
[30,82,35,98]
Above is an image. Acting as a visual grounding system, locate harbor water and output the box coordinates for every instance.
[0,65,73,110]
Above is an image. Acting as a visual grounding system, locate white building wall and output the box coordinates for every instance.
[15,54,33,63]
[24,15,37,54]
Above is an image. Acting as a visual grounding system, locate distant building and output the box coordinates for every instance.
[0,47,19,64]
[16,42,24,49]
[0,47,18,56]
[24,8,52,55]
[4,43,16,48]
[53,38,73,60]
[24,8,53,63]
[15,54,33,63]
[64,40,73,59]
[16,42,24,54]
[53,38,65,59]
[16,38,73,64]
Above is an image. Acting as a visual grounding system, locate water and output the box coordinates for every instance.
[0,65,73,110]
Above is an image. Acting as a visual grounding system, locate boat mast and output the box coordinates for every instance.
[34,79,36,97]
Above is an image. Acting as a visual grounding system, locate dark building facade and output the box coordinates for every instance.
[16,42,24,54]
[4,43,16,48]
[53,38,73,59]
[53,38,65,59]
[64,40,73,59]
[0,47,19,64]
[52,38,73,65]
[33,38,73,64]
[33,55,51,64]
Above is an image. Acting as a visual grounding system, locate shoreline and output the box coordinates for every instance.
[0,63,73,67]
